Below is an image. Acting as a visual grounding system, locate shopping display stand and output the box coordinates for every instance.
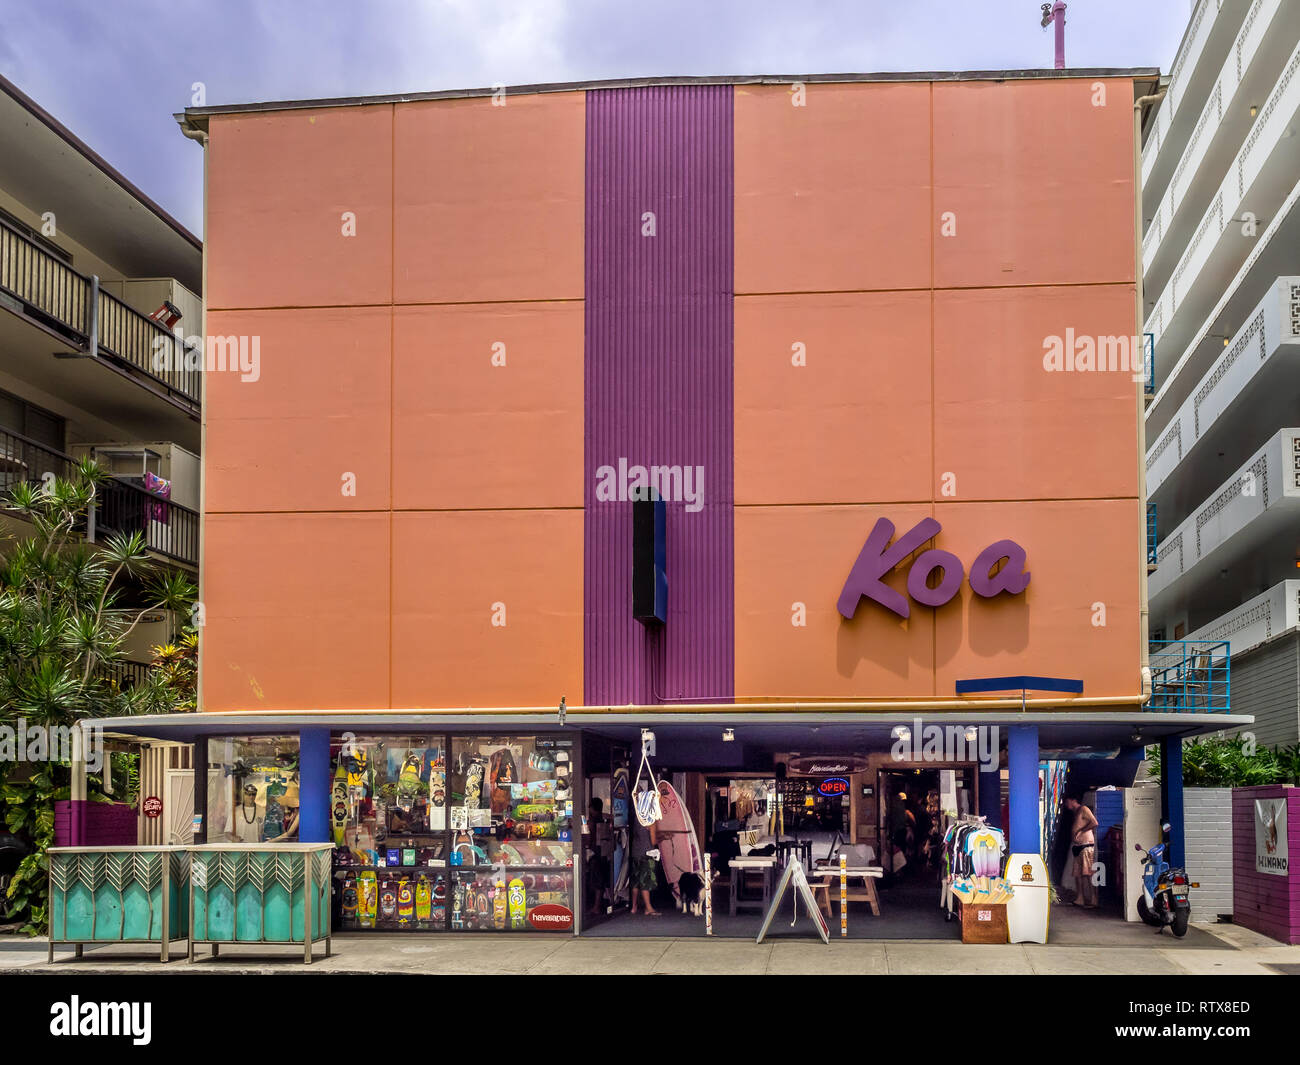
[188,843,333,964]
[957,898,1009,944]
[47,845,190,963]
[941,815,1016,942]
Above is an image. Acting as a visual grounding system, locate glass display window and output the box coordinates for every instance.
[329,734,450,932]
[327,733,575,932]
[207,736,302,844]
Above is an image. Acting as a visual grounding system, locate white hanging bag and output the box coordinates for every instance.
[633,743,662,826]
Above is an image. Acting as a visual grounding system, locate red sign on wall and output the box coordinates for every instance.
[142,796,163,819]
[527,905,573,931]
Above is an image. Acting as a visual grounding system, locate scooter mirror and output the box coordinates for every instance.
[1134,843,1143,851]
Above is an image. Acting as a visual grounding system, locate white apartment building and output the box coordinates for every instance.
[1143,0,1300,747]
[0,74,202,674]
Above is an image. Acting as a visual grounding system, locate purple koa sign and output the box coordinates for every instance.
[837,518,1030,619]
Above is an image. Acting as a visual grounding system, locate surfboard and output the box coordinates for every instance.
[358,872,377,930]
[508,877,527,929]
[331,761,349,846]
[656,781,703,895]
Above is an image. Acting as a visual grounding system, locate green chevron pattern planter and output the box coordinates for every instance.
[47,846,190,963]
[189,844,333,964]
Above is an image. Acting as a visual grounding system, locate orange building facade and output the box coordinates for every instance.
[102,69,1244,937]
[198,74,1147,713]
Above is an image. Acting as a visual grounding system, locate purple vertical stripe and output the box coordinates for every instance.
[584,86,734,706]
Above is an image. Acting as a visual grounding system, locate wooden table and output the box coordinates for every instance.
[808,866,883,918]
[729,856,777,915]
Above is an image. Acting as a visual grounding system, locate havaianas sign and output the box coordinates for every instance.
[837,517,1030,619]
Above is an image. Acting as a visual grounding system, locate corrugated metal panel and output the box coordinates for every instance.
[1226,633,1300,747]
[1184,787,1234,922]
[584,86,734,705]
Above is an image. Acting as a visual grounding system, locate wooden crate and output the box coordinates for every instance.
[959,900,1008,944]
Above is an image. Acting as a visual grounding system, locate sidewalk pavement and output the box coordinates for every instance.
[2,917,1297,976]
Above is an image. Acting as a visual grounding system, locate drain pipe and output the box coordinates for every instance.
[1134,88,1166,703]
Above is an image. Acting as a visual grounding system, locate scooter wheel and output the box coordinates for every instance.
[1136,897,1162,928]
[1171,909,1190,938]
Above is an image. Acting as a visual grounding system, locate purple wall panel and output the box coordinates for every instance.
[1231,786,1300,944]
[54,800,138,847]
[584,86,734,705]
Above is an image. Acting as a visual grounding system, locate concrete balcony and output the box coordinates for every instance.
[1143,0,1300,294]
[1144,35,1300,380]
[1143,0,1253,204]
[0,426,199,568]
[1149,429,1300,623]
[1179,579,1300,659]
[1146,154,1300,442]
[1146,276,1300,524]
[0,215,201,422]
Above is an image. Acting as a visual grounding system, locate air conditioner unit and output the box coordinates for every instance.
[70,441,199,510]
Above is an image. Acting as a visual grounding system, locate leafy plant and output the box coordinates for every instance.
[0,463,197,931]
[1147,735,1293,787]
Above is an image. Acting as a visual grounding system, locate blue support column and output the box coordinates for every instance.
[1007,725,1040,856]
[298,727,331,843]
[978,763,1002,829]
[1159,736,1185,867]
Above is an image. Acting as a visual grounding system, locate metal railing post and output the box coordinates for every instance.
[88,275,99,359]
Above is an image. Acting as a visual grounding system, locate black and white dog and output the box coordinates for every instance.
[676,871,717,916]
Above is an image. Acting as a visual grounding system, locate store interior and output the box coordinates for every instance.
[579,732,989,940]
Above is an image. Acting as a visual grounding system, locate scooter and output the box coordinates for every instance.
[1135,821,1196,938]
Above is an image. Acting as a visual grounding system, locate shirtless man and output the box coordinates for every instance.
[1065,795,1099,908]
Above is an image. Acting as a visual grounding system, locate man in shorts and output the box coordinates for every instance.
[1065,795,1099,908]
[630,810,660,916]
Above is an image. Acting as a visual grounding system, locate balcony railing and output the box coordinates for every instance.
[1148,640,1231,713]
[0,426,199,568]
[0,216,200,410]
[101,659,154,692]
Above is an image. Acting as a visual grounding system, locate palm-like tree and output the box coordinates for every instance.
[0,461,197,931]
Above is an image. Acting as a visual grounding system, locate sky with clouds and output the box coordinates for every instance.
[0,0,1191,236]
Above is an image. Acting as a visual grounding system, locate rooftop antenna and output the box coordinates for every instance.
[1040,2,1066,70]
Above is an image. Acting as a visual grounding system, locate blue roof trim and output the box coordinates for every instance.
[955,676,1084,695]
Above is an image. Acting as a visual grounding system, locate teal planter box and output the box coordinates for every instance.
[47,846,190,963]
[189,844,333,964]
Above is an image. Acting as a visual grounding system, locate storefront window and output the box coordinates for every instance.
[448,735,574,931]
[207,736,302,844]
[330,735,448,932]
[328,733,574,932]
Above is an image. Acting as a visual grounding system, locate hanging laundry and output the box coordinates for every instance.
[142,471,172,525]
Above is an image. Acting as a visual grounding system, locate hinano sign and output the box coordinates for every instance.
[837,517,1030,620]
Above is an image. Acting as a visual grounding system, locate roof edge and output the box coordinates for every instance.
[178,67,1164,127]
[1,72,203,253]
